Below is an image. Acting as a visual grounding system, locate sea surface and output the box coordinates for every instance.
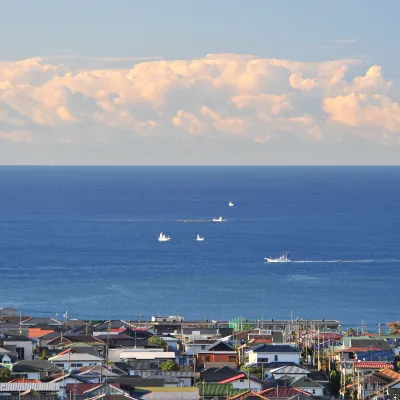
[0,166,399,329]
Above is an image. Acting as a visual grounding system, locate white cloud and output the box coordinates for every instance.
[0,54,399,147]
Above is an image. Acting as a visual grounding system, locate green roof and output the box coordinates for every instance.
[291,376,324,389]
[197,383,248,397]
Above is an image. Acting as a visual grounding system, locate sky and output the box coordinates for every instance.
[1,0,400,165]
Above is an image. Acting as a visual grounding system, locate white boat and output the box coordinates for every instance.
[228,201,234,207]
[265,252,290,263]
[196,234,204,242]
[212,216,226,222]
[158,232,171,242]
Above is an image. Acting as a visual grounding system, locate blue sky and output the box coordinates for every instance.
[0,1,399,164]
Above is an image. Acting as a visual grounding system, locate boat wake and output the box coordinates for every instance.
[177,219,226,223]
[291,259,400,264]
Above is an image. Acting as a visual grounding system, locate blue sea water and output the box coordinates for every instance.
[0,166,399,329]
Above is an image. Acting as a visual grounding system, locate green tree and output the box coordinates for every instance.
[242,365,263,380]
[330,370,341,395]
[0,368,10,382]
[387,321,400,335]
[160,360,180,371]
[149,336,167,349]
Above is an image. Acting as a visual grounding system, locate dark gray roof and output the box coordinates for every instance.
[21,318,62,326]
[108,377,165,387]
[291,376,324,389]
[252,344,300,353]
[12,360,63,373]
[0,333,31,342]
[263,362,295,370]
[200,366,240,383]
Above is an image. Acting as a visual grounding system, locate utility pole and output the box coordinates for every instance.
[377,323,383,337]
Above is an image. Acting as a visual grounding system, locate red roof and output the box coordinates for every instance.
[9,379,41,383]
[355,362,394,370]
[260,387,312,398]
[66,383,121,395]
[316,333,342,340]
[219,373,246,384]
[337,347,381,353]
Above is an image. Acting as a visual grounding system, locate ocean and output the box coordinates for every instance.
[0,166,399,330]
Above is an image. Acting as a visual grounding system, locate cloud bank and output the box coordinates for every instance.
[0,54,399,148]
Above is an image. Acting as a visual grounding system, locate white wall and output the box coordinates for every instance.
[248,351,300,365]
[53,360,101,370]
[303,387,324,397]
[230,379,262,392]
[4,340,33,360]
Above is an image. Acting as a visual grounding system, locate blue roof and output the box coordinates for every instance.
[252,345,300,353]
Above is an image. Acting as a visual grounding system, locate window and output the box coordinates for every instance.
[240,379,245,382]
[229,356,236,362]
[89,363,97,366]
[274,355,278,361]
[71,363,83,367]
[205,356,210,362]
[55,364,64,368]
[312,390,316,394]
[201,345,206,350]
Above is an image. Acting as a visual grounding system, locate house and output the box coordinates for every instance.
[132,386,199,399]
[51,371,90,398]
[357,369,400,399]
[290,376,324,397]
[200,366,241,383]
[12,359,63,380]
[44,335,106,355]
[259,386,313,400]
[49,349,104,370]
[151,371,195,387]
[197,350,238,368]
[228,389,269,399]
[120,349,176,368]
[271,365,309,382]
[246,345,301,366]
[0,333,33,360]
[77,365,121,383]
[0,346,18,364]
[354,361,394,374]
[197,383,248,399]
[181,327,221,343]
[0,382,61,397]
[66,382,135,399]
[219,373,263,392]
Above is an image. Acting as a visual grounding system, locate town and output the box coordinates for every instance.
[0,308,399,399]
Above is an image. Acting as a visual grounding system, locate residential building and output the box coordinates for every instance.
[290,376,324,396]
[49,350,104,370]
[246,345,301,366]
[12,360,63,380]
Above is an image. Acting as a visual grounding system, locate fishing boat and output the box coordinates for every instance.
[158,232,171,242]
[264,252,290,263]
[212,216,226,222]
[229,201,234,207]
[196,234,204,241]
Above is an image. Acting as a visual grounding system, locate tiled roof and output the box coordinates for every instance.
[9,379,41,383]
[66,383,103,395]
[197,383,247,397]
[12,360,63,373]
[219,373,246,383]
[337,347,381,353]
[260,387,312,398]
[252,345,300,353]
[272,365,310,375]
[376,369,400,381]
[355,362,393,369]
[0,383,60,392]
[291,376,324,389]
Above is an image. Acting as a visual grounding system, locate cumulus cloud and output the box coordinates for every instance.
[0,54,399,146]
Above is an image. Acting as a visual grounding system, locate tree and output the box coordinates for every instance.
[345,328,356,336]
[0,368,10,382]
[160,360,179,371]
[242,365,263,380]
[387,321,400,335]
[330,369,341,395]
[149,336,167,349]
